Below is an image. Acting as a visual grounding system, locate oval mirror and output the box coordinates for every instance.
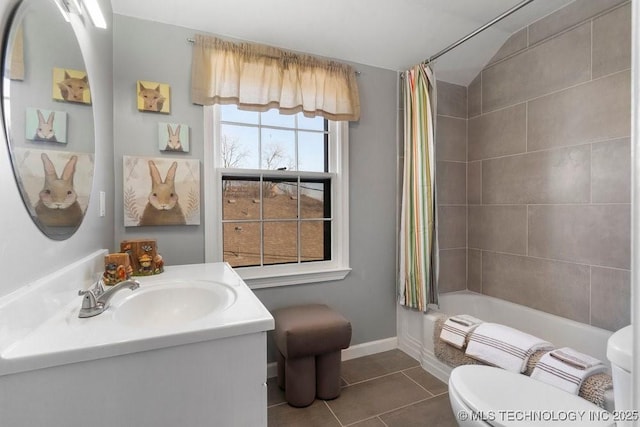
[2,0,95,240]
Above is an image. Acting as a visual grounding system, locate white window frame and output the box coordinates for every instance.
[204,105,350,289]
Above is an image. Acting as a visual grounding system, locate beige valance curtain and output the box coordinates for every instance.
[191,34,360,121]
[10,24,24,81]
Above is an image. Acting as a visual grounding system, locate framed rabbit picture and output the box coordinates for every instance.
[25,108,67,143]
[12,148,94,227]
[158,122,189,153]
[123,156,200,226]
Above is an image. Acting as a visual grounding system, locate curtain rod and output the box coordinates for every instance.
[186,38,361,75]
[424,0,535,64]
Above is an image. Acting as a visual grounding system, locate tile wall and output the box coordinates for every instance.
[436,81,468,294]
[465,0,631,331]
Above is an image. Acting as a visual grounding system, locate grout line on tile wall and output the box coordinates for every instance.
[481,68,629,118]
[526,205,529,256]
[590,19,594,81]
[437,113,467,120]
[471,99,527,117]
[473,248,630,272]
[589,144,593,204]
[479,249,483,294]
[480,70,483,116]
[469,135,630,164]
[524,100,528,153]
[589,266,593,326]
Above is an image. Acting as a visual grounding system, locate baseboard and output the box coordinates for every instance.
[397,332,422,362]
[266,336,398,378]
[420,350,452,384]
[341,336,398,361]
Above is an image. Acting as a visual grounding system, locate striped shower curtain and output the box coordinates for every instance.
[398,64,438,311]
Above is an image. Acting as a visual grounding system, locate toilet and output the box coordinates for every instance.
[449,365,615,427]
[607,325,633,427]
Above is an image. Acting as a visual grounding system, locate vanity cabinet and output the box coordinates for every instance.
[0,331,268,426]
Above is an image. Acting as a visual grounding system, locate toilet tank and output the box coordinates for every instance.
[606,325,632,424]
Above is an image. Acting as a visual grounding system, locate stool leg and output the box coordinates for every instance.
[277,351,285,390]
[316,351,342,400]
[285,356,316,407]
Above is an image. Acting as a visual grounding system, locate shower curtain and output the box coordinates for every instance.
[398,63,438,311]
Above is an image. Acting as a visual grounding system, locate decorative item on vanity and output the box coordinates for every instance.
[159,122,189,152]
[102,253,133,285]
[52,68,91,104]
[123,156,200,226]
[120,239,164,276]
[137,80,170,113]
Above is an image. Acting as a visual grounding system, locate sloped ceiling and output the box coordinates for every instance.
[111,0,574,86]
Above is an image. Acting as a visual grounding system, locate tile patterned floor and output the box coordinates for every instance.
[267,349,458,427]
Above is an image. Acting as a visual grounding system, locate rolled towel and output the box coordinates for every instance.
[531,347,607,395]
[465,323,554,373]
[439,315,483,349]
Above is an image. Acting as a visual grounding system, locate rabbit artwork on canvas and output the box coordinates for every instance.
[35,153,83,227]
[34,110,57,142]
[138,160,186,226]
[164,124,183,152]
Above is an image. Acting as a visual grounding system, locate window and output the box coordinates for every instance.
[204,105,350,288]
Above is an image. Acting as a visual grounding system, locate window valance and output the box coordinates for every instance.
[10,24,24,80]
[190,34,360,121]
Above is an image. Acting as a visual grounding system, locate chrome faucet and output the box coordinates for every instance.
[78,277,140,318]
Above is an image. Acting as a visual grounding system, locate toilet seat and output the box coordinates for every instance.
[449,365,614,427]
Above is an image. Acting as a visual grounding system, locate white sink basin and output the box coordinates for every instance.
[112,280,237,328]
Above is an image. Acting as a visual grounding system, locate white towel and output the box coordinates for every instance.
[465,323,554,373]
[548,347,603,369]
[531,348,607,394]
[439,315,483,349]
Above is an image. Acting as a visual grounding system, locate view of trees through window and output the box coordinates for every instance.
[219,106,331,267]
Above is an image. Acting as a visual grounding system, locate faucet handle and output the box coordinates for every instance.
[78,289,97,310]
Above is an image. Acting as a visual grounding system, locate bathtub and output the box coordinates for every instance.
[398,291,613,383]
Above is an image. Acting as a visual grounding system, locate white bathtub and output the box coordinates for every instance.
[398,291,613,383]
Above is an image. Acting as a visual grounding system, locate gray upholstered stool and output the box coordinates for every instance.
[273,304,352,407]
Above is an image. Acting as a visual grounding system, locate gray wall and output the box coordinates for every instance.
[466,0,631,331]
[113,16,204,263]
[11,1,94,153]
[0,0,114,298]
[113,15,398,356]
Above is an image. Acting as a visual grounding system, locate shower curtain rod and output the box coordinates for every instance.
[424,0,535,64]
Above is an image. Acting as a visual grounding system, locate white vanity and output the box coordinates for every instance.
[0,250,274,427]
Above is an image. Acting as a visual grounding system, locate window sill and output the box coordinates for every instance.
[238,266,352,289]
